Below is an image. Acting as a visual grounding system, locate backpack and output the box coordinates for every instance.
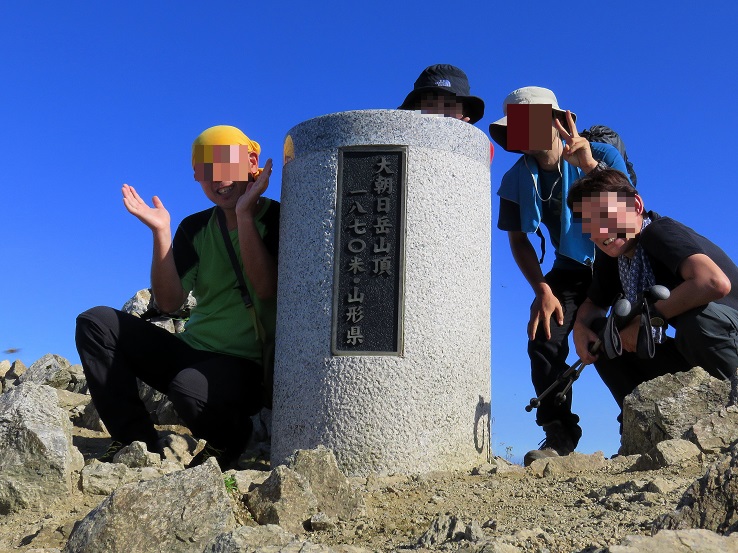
[580,125,637,186]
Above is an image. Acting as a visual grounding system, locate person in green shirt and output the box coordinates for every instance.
[76,125,279,470]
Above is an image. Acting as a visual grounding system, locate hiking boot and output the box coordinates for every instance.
[187,443,242,472]
[523,421,580,467]
[98,440,125,463]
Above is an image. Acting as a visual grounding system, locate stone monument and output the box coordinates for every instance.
[272,110,491,476]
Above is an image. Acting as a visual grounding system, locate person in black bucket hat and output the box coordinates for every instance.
[399,64,484,124]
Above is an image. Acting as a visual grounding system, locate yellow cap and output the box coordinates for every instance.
[191,125,261,168]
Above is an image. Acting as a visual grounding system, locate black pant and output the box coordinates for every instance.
[528,267,592,438]
[75,306,263,452]
[594,302,738,413]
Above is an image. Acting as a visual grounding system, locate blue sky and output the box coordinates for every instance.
[2,2,737,462]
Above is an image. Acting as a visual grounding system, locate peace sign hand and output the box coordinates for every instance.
[554,110,599,172]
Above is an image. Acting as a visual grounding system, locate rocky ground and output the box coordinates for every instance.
[0,418,736,552]
[1,291,736,552]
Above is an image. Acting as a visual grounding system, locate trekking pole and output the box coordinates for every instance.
[524,285,672,413]
[525,338,600,412]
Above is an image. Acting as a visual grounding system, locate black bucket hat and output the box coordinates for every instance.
[398,64,485,124]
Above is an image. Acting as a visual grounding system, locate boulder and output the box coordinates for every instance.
[64,458,235,553]
[621,368,731,456]
[0,359,10,380]
[76,401,107,432]
[633,439,702,471]
[309,512,336,531]
[603,529,738,552]
[80,461,130,496]
[7,359,27,380]
[67,363,87,394]
[230,468,270,495]
[137,380,184,426]
[246,465,318,534]
[288,446,366,520]
[654,443,738,535]
[17,354,73,391]
[112,441,161,468]
[688,405,738,454]
[203,524,298,552]
[528,451,606,477]
[0,382,84,514]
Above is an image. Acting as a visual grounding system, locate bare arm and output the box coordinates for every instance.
[235,159,278,300]
[122,184,186,313]
[508,231,563,340]
[655,253,731,320]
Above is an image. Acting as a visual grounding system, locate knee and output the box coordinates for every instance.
[673,304,735,346]
[76,306,116,331]
[167,388,202,423]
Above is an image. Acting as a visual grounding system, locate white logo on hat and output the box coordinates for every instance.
[435,80,451,87]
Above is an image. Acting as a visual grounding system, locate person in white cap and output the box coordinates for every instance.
[489,87,630,466]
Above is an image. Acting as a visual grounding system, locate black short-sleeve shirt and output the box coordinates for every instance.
[588,212,738,312]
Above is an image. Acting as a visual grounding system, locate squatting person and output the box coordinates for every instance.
[75,125,279,470]
[570,169,737,421]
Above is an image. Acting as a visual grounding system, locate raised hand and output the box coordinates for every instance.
[122,184,171,233]
[554,110,597,171]
[236,158,273,219]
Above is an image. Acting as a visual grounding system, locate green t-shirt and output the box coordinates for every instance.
[172,199,280,362]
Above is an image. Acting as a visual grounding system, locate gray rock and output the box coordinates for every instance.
[621,367,731,456]
[17,354,72,391]
[204,524,298,552]
[464,519,485,542]
[605,529,738,552]
[121,288,154,316]
[137,379,183,425]
[67,363,87,394]
[55,389,90,411]
[153,395,184,425]
[7,359,27,380]
[80,461,130,496]
[688,405,738,454]
[0,359,10,379]
[417,514,479,547]
[647,476,687,495]
[64,458,235,553]
[309,511,336,531]
[417,514,456,547]
[0,382,83,514]
[246,465,318,534]
[231,468,271,494]
[655,443,738,535]
[122,288,196,322]
[634,439,702,470]
[160,432,198,465]
[528,451,606,477]
[77,400,106,432]
[112,441,161,468]
[288,446,366,520]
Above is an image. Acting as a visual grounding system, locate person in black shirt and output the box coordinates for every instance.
[569,169,737,420]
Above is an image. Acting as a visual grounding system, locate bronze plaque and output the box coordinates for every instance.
[332,146,406,355]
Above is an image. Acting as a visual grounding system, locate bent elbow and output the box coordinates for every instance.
[712,275,732,299]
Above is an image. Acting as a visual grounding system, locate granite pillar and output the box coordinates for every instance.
[273,109,491,475]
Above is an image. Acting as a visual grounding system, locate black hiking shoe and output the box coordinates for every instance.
[523,421,581,467]
[187,443,242,472]
[98,440,125,463]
